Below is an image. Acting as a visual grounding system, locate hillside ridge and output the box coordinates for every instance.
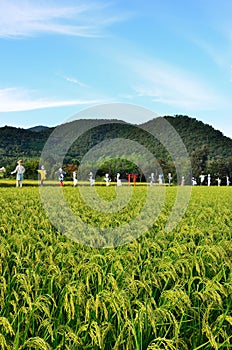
[0,115,231,165]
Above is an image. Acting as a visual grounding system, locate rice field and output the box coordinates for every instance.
[0,184,231,349]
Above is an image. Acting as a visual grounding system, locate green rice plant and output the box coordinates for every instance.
[18,336,52,350]
[0,186,231,349]
[147,337,183,350]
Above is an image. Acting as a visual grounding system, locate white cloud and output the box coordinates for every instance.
[65,76,89,87]
[130,58,224,111]
[0,87,103,112]
[0,0,128,38]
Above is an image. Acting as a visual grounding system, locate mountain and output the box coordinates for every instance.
[27,125,50,132]
[0,116,232,178]
[145,115,232,159]
[0,125,53,165]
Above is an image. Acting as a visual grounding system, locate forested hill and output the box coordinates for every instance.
[163,115,232,159]
[0,126,54,165]
[0,115,231,166]
[139,115,232,159]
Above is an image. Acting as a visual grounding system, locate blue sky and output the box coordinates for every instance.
[1,0,232,137]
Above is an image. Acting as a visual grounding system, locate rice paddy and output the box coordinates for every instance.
[0,184,231,349]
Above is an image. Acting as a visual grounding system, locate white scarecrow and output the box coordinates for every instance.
[104,173,111,186]
[116,173,122,186]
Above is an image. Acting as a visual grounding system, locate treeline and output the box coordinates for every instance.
[2,149,232,186]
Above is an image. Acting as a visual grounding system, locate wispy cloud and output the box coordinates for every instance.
[0,0,128,38]
[129,58,224,111]
[0,87,103,112]
[64,76,89,87]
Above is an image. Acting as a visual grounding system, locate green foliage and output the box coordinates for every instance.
[164,115,232,159]
[0,126,53,166]
[190,144,209,178]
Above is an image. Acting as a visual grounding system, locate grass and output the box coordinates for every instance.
[0,184,231,349]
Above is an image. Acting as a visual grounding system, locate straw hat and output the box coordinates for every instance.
[17,160,23,164]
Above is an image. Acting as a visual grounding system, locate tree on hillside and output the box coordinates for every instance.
[190,144,208,178]
[63,164,78,180]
